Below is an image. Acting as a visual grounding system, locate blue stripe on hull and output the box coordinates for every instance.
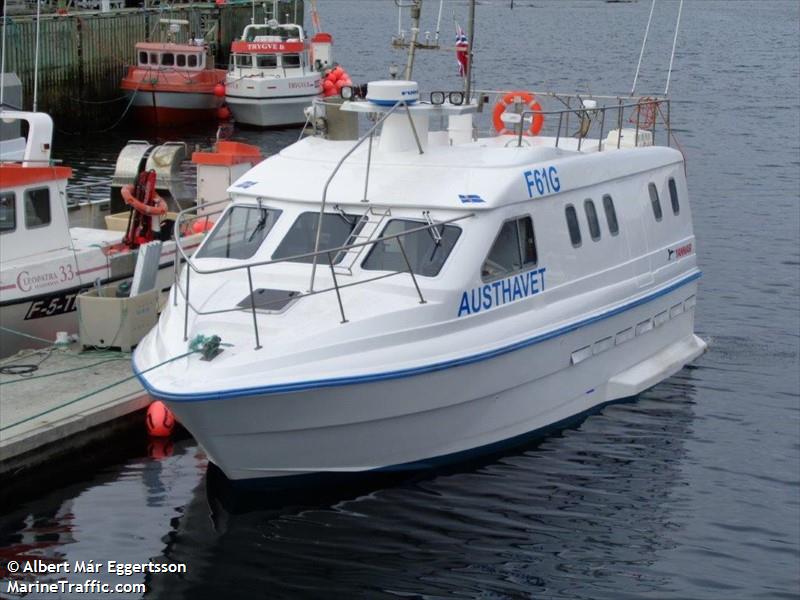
[134,270,701,402]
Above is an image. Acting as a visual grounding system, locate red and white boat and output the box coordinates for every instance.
[0,110,262,358]
[120,21,227,127]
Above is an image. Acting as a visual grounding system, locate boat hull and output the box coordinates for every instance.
[145,279,704,482]
[225,93,318,127]
[124,90,222,127]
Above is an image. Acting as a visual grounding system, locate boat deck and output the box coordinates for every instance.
[0,345,150,477]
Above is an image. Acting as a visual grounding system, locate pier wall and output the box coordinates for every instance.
[1,1,303,130]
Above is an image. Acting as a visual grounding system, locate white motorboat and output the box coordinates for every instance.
[0,111,261,358]
[133,76,706,482]
[224,20,333,127]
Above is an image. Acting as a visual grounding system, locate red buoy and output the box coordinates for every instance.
[213,83,225,98]
[146,401,175,437]
[217,106,232,121]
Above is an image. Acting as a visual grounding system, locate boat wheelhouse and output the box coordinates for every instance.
[120,25,227,127]
[133,80,706,482]
[224,22,332,127]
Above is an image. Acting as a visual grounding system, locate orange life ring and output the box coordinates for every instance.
[121,183,168,216]
[492,91,544,136]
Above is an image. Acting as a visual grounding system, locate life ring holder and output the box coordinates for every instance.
[121,183,168,216]
[492,91,544,136]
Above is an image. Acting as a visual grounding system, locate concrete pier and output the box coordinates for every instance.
[0,346,151,478]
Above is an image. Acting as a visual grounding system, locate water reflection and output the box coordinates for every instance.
[146,375,699,599]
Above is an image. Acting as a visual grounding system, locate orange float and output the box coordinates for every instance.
[492,91,544,136]
[146,401,176,437]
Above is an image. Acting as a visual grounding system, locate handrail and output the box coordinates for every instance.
[309,98,420,292]
[171,207,474,349]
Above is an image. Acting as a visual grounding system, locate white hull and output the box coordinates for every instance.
[145,279,703,481]
[225,93,318,127]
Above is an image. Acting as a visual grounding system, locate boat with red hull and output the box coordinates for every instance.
[120,41,227,127]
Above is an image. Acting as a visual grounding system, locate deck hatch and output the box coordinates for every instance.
[237,288,300,312]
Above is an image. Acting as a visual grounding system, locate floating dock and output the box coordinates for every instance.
[0,345,150,479]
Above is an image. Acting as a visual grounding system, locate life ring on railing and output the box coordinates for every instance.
[492,91,544,136]
[121,183,168,216]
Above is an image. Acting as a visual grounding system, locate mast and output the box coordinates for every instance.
[403,0,422,80]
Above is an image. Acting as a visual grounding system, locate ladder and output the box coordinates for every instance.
[333,206,392,275]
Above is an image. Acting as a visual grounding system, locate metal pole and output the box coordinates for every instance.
[33,0,42,112]
[362,132,374,202]
[404,104,424,154]
[327,252,348,323]
[1,0,8,107]
[183,267,190,341]
[665,0,684,95]
[246,266,262,349]
[617,99,623,149]
[434,0,443,44]
[396,238,426,304]
[631,0,656,96]
[464,0,476,100]
[598,107,606,152]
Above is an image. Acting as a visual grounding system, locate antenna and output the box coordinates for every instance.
[664,0,684,95]
[630,0,656,96]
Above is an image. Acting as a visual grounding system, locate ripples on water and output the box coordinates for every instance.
[2,1,798,598]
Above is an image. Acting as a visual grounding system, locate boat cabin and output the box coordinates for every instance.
[228,23,313,76]
[135,42,208,71]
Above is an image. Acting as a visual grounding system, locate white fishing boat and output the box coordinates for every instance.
[224,20,333,127]
[0,110,261,358]
[134,1,703,483]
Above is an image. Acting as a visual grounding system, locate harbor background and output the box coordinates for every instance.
[1,0,799,598]
[0,0,302,128]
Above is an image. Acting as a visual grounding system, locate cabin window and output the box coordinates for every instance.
[668,177,680,215]
[273,211,365,264]
[603,194,619,236]
[649,182,663,221]
[282,54,301,68]
[161,53,174,66]
[584,200,601,241]
[196,205,281,260]
[363,219,461,277]
[256,55,277,68]
[482,216,537,281]
[0,192,15,233]
[24,187,51,229]
[235,54,252,68]
[138,51,148,65]
[188,54,199,68]
[149,53,158,65]
[565,205,582,247]
[176,54,186,67]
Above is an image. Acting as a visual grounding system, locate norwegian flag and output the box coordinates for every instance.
[455,23,469,78]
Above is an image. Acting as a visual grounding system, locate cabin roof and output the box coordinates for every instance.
[0,164,72,188]
[228,136,683,211]
[135,42,205,53]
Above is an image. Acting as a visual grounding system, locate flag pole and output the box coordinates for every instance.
[464,0,475,100]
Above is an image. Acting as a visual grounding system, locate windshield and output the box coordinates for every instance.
[196,205,281,260]
[272,212,364,264]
